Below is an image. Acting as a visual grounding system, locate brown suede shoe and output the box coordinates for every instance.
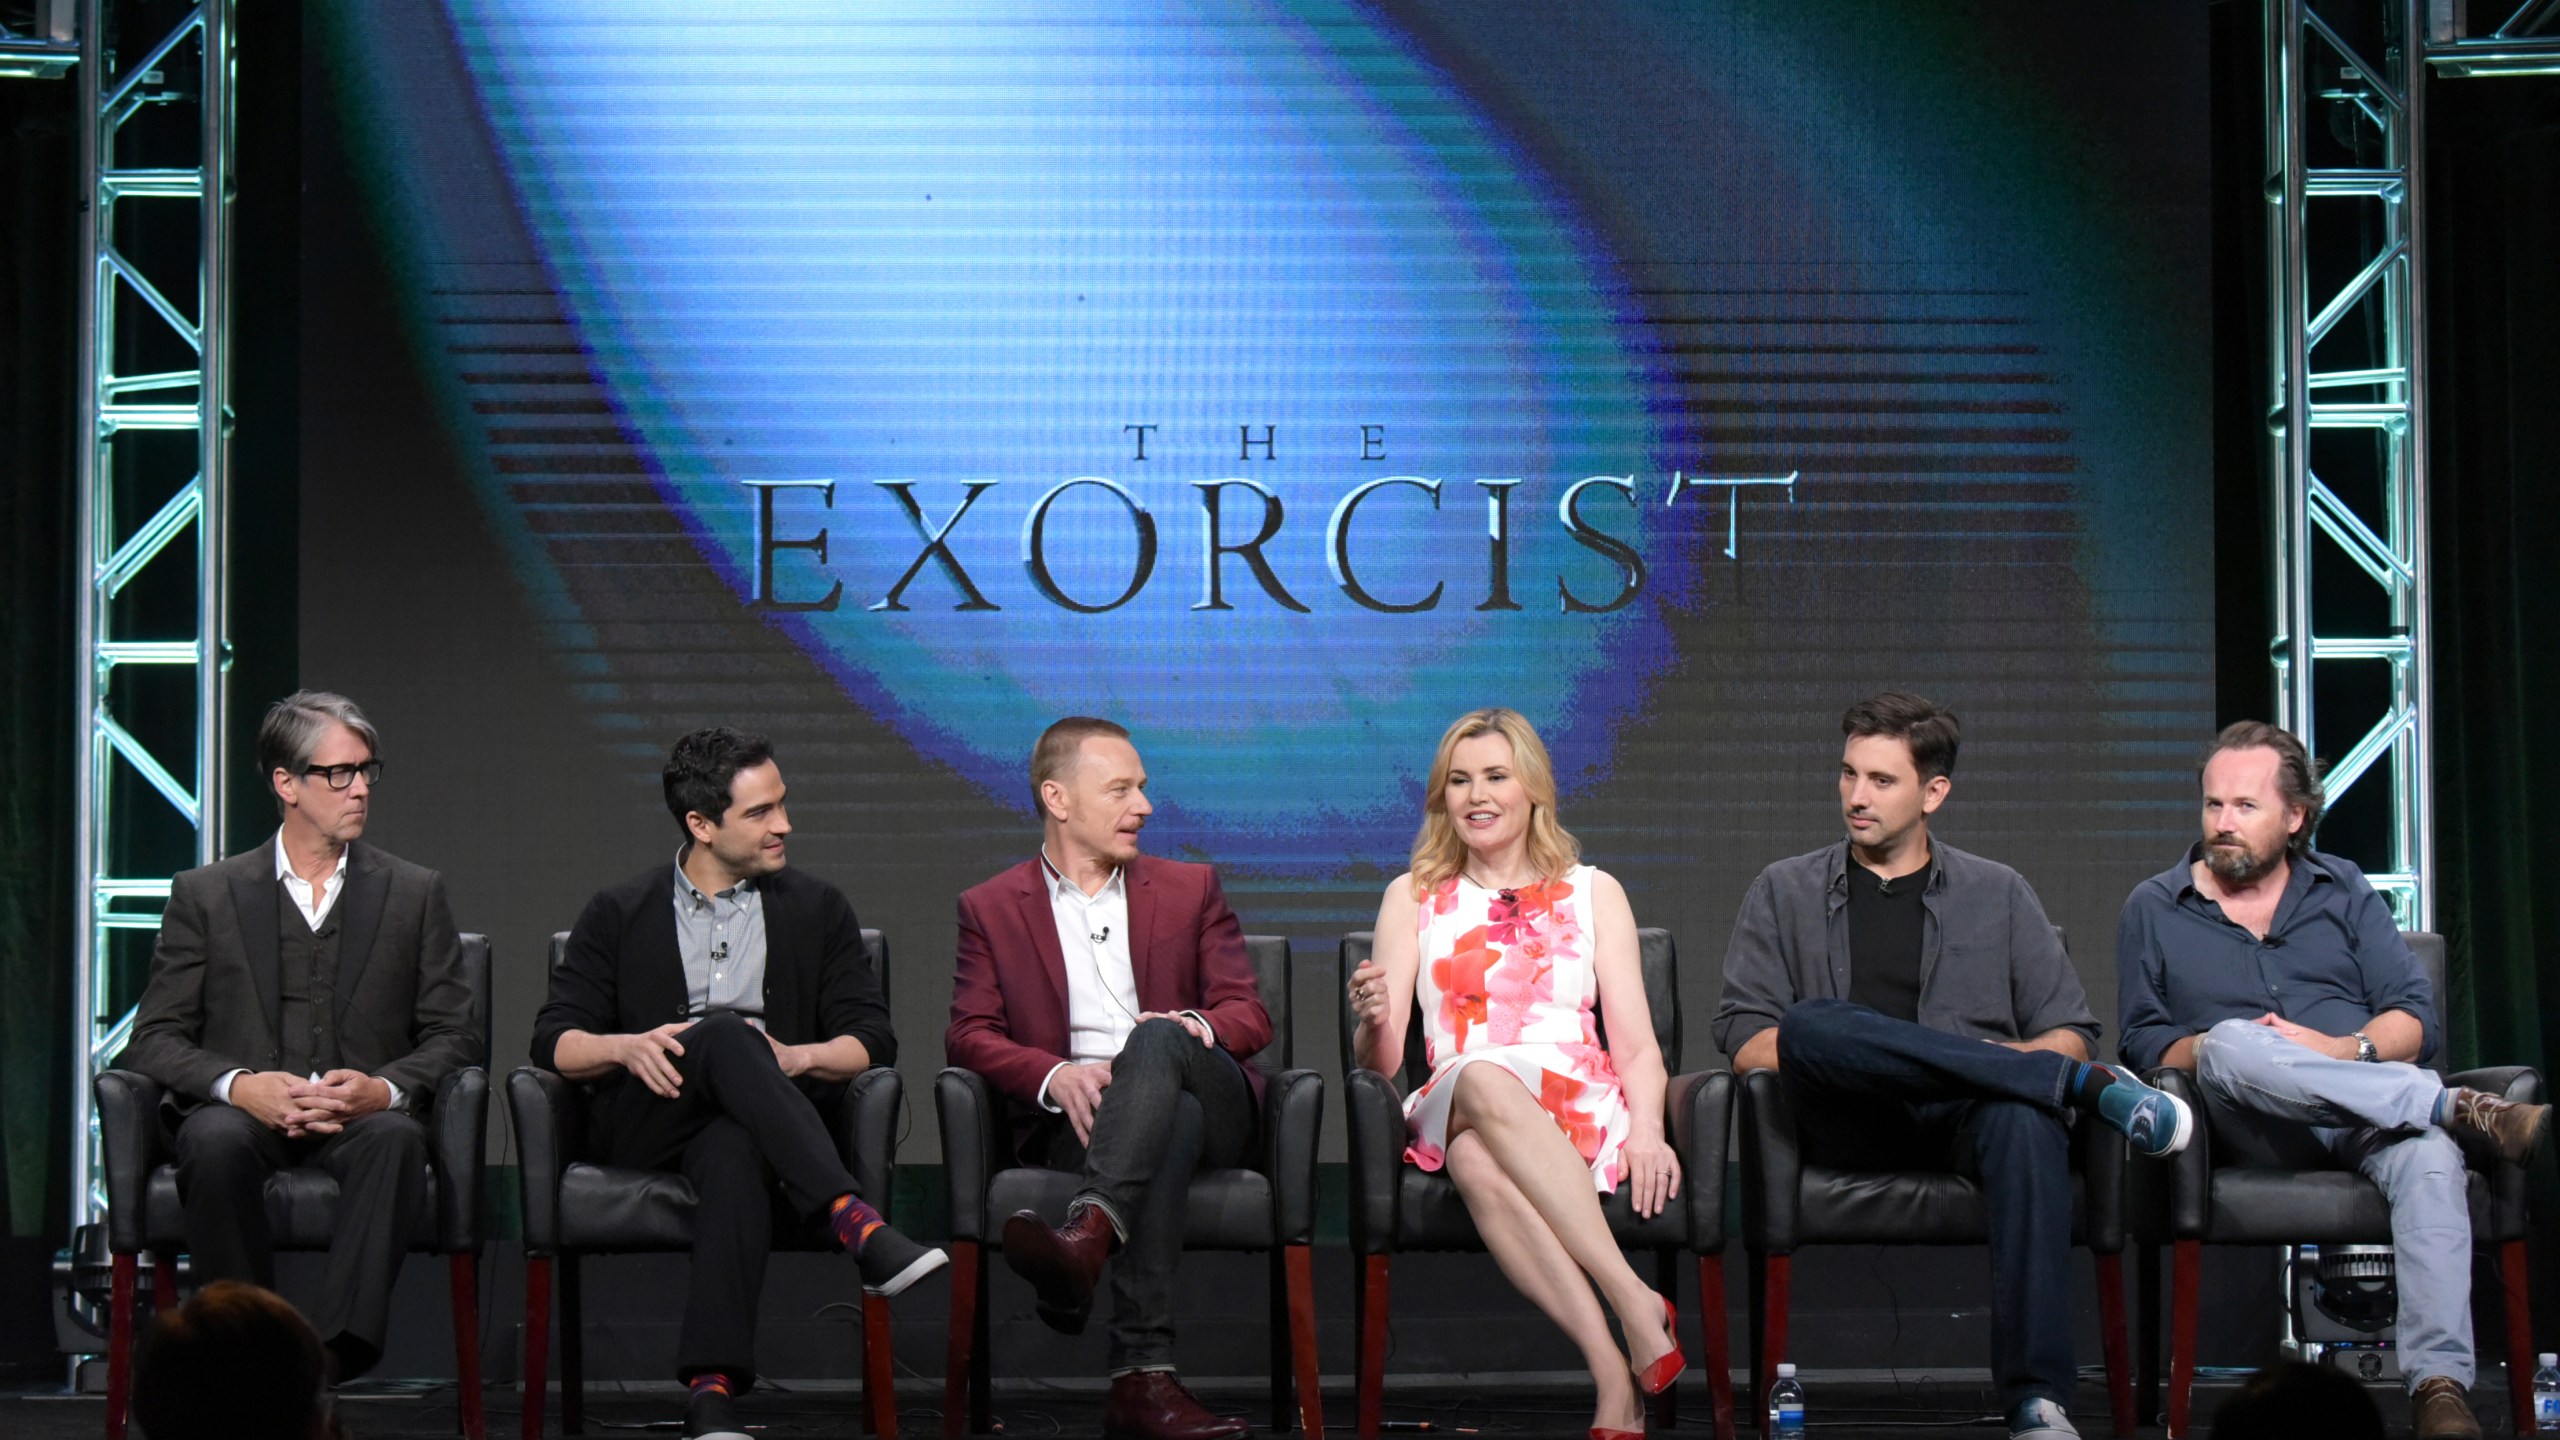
[1001,1202,1117,1335]
[2448,1087,2551,1165]
[1102,1370,1250,1440]
[2411,1375,2481,1440]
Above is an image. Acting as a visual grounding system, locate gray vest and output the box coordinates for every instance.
[275,877,344,1077]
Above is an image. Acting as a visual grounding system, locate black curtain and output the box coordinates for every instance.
[2429,74,2560,1346]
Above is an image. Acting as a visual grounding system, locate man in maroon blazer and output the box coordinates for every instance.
[947,717,1272,1440]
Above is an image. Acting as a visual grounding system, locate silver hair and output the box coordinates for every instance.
[256,690,380,787]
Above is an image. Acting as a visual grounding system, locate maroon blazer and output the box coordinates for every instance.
[947,853,1273,1144]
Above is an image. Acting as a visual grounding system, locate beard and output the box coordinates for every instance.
[2203,834,2282,884]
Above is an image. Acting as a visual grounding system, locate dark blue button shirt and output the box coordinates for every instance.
[2114,845,2436,1074]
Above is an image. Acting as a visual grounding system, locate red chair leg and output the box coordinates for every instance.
[560,1254,584,1436]
[1696,1255,1734,1440]
[968,1249,992,1435]
[106,1252,135,1440]
[2505,1240,2535,1440]
[2166,1240,2200,1440]
[864,1292,897,1438]
[151,1255,179,1316]
[520,1256,551,1440]
[943,1241,978,1440]
[1759,1254,1792,1423]
[1356,1254,1390,1440]
[1653,1251,1679,1431]
[2094,1251,2133,1439]
[450,1253,486,1440]
[1286,1244,1325,1440]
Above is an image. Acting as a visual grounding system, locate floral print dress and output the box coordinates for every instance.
[1402,866,1631,1191]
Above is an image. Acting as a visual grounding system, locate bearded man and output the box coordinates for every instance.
[2115,721,2550,1440]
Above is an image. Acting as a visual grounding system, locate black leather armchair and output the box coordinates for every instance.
[509,929,904,1440]
[936,934,1324,1440]
[1735,927,2133,1437]
[2135,932,2543,1438]
[94,932,493,1440]
[1339,928,1735,1440]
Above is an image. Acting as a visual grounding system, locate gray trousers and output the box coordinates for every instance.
[2192,1017,2472,1390]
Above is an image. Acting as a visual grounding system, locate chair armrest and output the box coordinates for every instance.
[431,1067,489,1253]
[2073,1091,2126,1253]
[1666,1070,1732,1254]
[935,1067,1003,1243]
[506,1067,580,1255]
[2449,1064,2544,1240]
[1736,1069,1800,1254]
[2137,1066,2212,1241]
[95,1071,167,1256]
[832,1068,901,1213]
[1262,1069,1324,1246]
[1344,1068,1406,1255]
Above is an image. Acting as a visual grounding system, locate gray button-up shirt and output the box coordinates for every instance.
[1712,839,2097,1060]
[2114,844,2435,1074]
[674,847,767,1023]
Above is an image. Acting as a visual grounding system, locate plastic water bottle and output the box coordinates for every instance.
[2532,1352,2560,1433]
[1767,1362,1806,1436]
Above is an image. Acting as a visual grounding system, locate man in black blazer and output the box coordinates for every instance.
[531,727,942,1440]
[119,692,481,1379]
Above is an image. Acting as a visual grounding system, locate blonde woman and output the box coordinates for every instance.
[1347,708,1683,1440]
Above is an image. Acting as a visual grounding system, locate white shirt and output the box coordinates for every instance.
[1032,851,1218,1111]
[211,834,399,1110]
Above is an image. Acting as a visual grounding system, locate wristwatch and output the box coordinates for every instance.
[2352,1031,2379,1063]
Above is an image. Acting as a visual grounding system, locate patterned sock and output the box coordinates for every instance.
[2434,1087,2459,1127]
[827,1191,887,1255]
[2070,1060,2118,1112]
[689,1372,737,1402]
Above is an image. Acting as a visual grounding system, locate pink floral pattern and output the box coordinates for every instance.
[1402,866,1630,1191]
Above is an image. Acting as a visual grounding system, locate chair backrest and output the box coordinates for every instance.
[546,926,889,1003]
[459,932,493,1062]
[1243,935,1292,1075]
[1339,927,1678,1087]
[2405,930,2447,1076]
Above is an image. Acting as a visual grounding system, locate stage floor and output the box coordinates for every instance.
[0,1373,2498,1439]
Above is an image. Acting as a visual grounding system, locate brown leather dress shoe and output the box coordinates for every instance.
[1103,1370,1251,1440]
[2411,1375,2482,1440]
[1000,1203,1116,1334]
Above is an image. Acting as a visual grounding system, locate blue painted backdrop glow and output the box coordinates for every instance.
[327,1,2211,910]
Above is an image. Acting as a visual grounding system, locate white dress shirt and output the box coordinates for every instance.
[1032,850,1217,1111]
[212,833,400,1110]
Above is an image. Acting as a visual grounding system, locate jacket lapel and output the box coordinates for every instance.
[1014,866,1070,1017]
[1126,857,1163,1008]
[228,855,283,1048]
[331,843,390,1028]
[760,872,796,1030]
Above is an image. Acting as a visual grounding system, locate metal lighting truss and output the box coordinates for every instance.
[68,0,233,1230]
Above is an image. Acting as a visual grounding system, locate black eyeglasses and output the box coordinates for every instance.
[299,760,383,790]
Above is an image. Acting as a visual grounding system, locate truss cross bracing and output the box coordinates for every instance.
[69,0,234,1231]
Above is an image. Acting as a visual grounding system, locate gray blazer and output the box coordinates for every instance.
[1711,839,2099,1060]
[118,841,481,1116]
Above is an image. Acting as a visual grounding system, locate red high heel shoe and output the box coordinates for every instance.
[1632,1293,1686,1396]
[1590,1430,1646,1440]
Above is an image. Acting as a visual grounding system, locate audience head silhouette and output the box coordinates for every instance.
[133,1280,334,1440]
[2209,1360,2385,1440]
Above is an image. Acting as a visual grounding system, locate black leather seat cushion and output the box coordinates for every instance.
[144,1162,443,1252]
[1795,1167,2101,1247]
[1391,1166,1689,1251]
[556,1162,838,1254]
[2202,1167,2492,1245]
[989,1166,1276,1252]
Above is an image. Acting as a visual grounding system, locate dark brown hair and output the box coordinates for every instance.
[2201,720,2325,857]
[133,1281,328,1440]
[1842,692,1960,782]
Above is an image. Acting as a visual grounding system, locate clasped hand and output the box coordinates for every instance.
[234,1068,392,1137]
[611,1019,816,1099]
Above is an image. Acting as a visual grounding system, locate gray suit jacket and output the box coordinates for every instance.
[118,840,481,1116]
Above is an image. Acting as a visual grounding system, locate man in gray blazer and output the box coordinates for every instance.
[119,692,479,1378]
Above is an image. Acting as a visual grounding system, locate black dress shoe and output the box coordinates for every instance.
[684,1384,750,1440]
[857,1222,949,1297]
[1001,1203,1116,1335]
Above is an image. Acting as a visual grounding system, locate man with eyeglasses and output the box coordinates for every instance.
[121,690,480,1381]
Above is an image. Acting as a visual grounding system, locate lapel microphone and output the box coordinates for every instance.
[1091,924,1111,945]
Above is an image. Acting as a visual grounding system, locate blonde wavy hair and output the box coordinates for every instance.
[1409,708,1581,898]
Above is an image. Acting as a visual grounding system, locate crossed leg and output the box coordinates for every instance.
[1443,1061,1671,1433]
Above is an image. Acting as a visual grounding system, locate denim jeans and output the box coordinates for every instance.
[1030,1016,1257,1373]
[2192,1017,2471,1391]
[1775,998,2081,1413]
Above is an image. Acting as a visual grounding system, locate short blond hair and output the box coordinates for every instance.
[1030,717,1131,808]
[1409,708,1580,897]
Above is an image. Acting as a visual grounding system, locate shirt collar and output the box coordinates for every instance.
[274,831,349,884]
[1039,847,1125,904]
[673,843,756,907]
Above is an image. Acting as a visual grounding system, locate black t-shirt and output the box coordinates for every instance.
[1846,854,1932,1023]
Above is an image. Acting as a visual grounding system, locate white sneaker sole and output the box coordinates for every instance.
[864,1245,950,1298]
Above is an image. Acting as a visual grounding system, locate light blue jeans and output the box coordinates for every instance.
[2192,1017,2471,1391]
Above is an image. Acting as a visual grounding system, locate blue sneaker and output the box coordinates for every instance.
[2095,1064,2193,1157]
[2009,1396,2081,1438]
